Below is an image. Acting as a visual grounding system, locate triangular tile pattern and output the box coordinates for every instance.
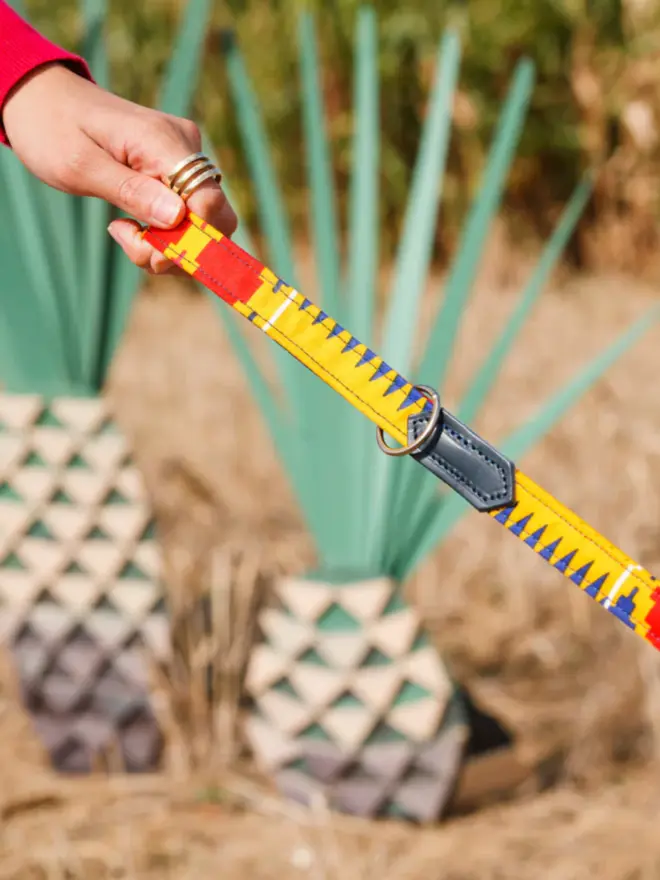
[0,395,169,774]
[245,575,468,822]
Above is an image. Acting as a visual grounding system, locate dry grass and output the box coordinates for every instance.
[2,238,660,876]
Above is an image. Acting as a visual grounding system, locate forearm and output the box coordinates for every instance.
[0,0,91,144]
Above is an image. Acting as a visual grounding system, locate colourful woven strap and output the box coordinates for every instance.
[144,214,660,651]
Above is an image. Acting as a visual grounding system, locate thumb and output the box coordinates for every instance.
[82,142,185,227]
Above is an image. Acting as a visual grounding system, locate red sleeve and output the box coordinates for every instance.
[0,1,92,145]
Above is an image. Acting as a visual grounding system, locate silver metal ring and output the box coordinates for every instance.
[376,384,441,457]
[178,166,223,200]
[165,152,208,186]
[164,153,223,201]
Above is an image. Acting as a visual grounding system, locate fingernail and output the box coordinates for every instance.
[150,191,182,226]
[107,223,122,244]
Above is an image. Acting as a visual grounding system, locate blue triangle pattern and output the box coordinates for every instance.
[509,514,532,537]
[273,279,284,293]
[423,397,434,414]
[370,362,391,382]
[343,337,359,353]
[299,297,312,310]
[571,562,593,586]
[248,311,258,322]
[313,310,328,325]
[357,349,377,367]
[587,573,609,598]
[525,526,547,548]
[539,539,561,561]
[327,323,343,339]
[554,550,577,573]
[495,505,516,525]
[384,375,406,396]
[398,386,423,411]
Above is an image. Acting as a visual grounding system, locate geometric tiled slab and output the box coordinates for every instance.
[0,394,169,773]
[245,575,469,822]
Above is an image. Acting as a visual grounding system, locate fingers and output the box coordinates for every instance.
[185,179,238,238]
[70,141,187,228]
[107,218,186,276]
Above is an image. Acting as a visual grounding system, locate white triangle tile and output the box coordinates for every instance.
[97,506,149,542]
[110,581,160,620]
[132,541,161,578]
[115,467,146,501]
[51,397,106,434]
[0,395,42,430]
[42,507,93,543]
[317,633,369,669]
[369,608,419,658]
[30,602,74,642]
[62,470,110,506]
[0,435,25,473]
[277,578,333,622]
[244,715,300,771]
[0,571,41,609]
[77,542,125,580]
[245,644,289,695]
[0,500,33,537]
[288,663,347,708]
[82,434,128,470]
[336,578,393,623]
[30,428,77,467]
[11,469,57,503]
[15,538,67,579]
[351,664,404,714]
[50,576,103,615]
[321,706,375,752]
[140,613,171,660]
[84,608,131,648]
[387,697,443,742]
[403,646,453,700]
[259,690,311,736]
[260,608,314,658]
[0,606,24,642]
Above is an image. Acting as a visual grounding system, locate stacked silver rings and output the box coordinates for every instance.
[164,152,223,201]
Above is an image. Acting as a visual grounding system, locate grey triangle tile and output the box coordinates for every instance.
[275,768,321,808]
[392,773,458,823]
[415,723,469,776]
[331,775,391,818]
[301,741,354,784]
[360,741,415,781]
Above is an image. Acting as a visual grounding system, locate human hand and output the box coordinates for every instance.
[1,62,236,274]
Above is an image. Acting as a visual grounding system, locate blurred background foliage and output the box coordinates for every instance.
[23,0,660,273]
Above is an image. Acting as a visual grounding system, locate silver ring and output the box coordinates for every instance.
[376,384,441,457]
[178,166,223,199]
[165,152,208,186]
[164,152,223,201]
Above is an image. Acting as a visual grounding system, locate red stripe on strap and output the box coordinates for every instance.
[143,220,263,306]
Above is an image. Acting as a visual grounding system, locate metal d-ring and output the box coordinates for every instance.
[376,384,441,458]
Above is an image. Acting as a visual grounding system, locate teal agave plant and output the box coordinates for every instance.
[214,8,657,821]
[0,0,215,775]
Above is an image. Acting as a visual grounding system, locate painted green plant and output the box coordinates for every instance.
[209,6,658,582]
[0,0,214,396]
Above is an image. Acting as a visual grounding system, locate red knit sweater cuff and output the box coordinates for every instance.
[0,11,93,145]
